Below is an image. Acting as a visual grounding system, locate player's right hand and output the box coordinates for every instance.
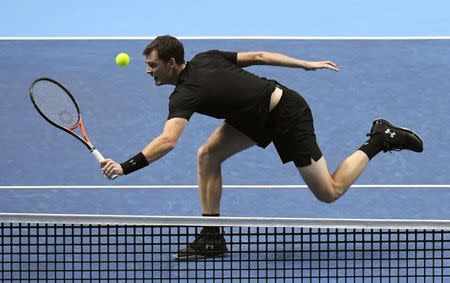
[100,159,124,179]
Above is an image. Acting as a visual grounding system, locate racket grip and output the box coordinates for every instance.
[91,149,119,180]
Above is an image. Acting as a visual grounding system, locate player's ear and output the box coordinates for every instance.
[168,58,177,67]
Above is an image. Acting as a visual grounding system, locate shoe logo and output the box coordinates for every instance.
[385,129,396,138]
[205,244,214,250]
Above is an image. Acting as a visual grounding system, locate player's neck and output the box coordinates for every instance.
[170,63,186,85]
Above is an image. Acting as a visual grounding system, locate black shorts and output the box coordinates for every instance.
[226,85,323,167]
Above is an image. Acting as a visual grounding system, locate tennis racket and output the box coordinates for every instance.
[29,77,118,179]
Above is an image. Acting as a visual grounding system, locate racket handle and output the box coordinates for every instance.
[91,149,119,180]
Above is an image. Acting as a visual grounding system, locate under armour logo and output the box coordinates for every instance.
[385,129,396,138]
[205,244,214,250]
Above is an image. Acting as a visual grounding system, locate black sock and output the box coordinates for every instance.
[202,213,220,234]
[202,213,220,217]
[358,134,384,160]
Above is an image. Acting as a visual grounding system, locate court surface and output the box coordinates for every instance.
[1,38,450,282]
[0,39,449,218]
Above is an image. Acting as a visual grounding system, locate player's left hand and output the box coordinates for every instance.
[100,159,124,179]
[306,61,340,72]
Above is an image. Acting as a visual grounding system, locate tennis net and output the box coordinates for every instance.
[0,213,449,282]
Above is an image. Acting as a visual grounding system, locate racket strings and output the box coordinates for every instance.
[31,80,80,129]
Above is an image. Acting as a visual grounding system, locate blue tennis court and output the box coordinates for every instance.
[1,39,449,281]
[1,39,449,215]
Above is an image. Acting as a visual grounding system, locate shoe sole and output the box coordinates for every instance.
[373,118,424,151]
[172,252,228,261]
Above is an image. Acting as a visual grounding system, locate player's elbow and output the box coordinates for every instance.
[161,136,177,151]
[251,51,267,64]
[238,51,269,67]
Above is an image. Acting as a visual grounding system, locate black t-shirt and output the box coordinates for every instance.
[168,50,276,125]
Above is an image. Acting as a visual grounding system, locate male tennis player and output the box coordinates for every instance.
[100,35,423,260]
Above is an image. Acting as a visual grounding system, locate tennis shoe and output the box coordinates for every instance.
[367,118,423,153]
[172,228,228,261]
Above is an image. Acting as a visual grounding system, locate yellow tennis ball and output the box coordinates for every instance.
[115,52,130,67]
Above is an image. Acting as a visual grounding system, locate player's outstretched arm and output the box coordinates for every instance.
[237,51,339,72]
[101,118,188,179]
[141,117,188,163]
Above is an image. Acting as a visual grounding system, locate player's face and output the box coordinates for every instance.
[145,50,174,86]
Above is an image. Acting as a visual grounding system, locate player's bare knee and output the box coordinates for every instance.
[197,145,209,165]
[315,191,338,204]
[313,182,342,204]
[197,145,221,166]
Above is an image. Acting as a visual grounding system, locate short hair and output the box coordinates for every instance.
[142,35,185,65]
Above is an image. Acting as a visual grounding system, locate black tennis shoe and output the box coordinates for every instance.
[172,227,228,261]
[367,118,424,153]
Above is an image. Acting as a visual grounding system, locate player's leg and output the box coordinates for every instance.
[269,84,423,203]
[197,122,256,214]
[297,152,369,203]
[297,118,424,203]
[173,122,256,261]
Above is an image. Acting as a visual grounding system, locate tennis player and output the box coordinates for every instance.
[100,35,423,260]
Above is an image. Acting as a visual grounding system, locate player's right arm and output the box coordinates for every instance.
[100,118,187,178]
[141,117,188,163]
[236,51,340,72]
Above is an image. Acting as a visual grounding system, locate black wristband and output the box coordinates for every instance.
[120,152,149,175]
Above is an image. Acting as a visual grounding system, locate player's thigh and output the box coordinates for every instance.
[200,122,256,161]
[297,156,334,196]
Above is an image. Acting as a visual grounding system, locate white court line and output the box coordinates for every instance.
[1,36,450,40]
[0,184,450,190]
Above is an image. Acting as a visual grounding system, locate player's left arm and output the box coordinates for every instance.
[237,51,340,72]
[101,118,188,178]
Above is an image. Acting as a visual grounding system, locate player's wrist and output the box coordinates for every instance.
[120,152,149,175]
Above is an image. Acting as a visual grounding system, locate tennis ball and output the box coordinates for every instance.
[115,52,130,67]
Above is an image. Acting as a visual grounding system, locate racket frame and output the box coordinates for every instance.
[29,77,93,151]
[29,77,117,179]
